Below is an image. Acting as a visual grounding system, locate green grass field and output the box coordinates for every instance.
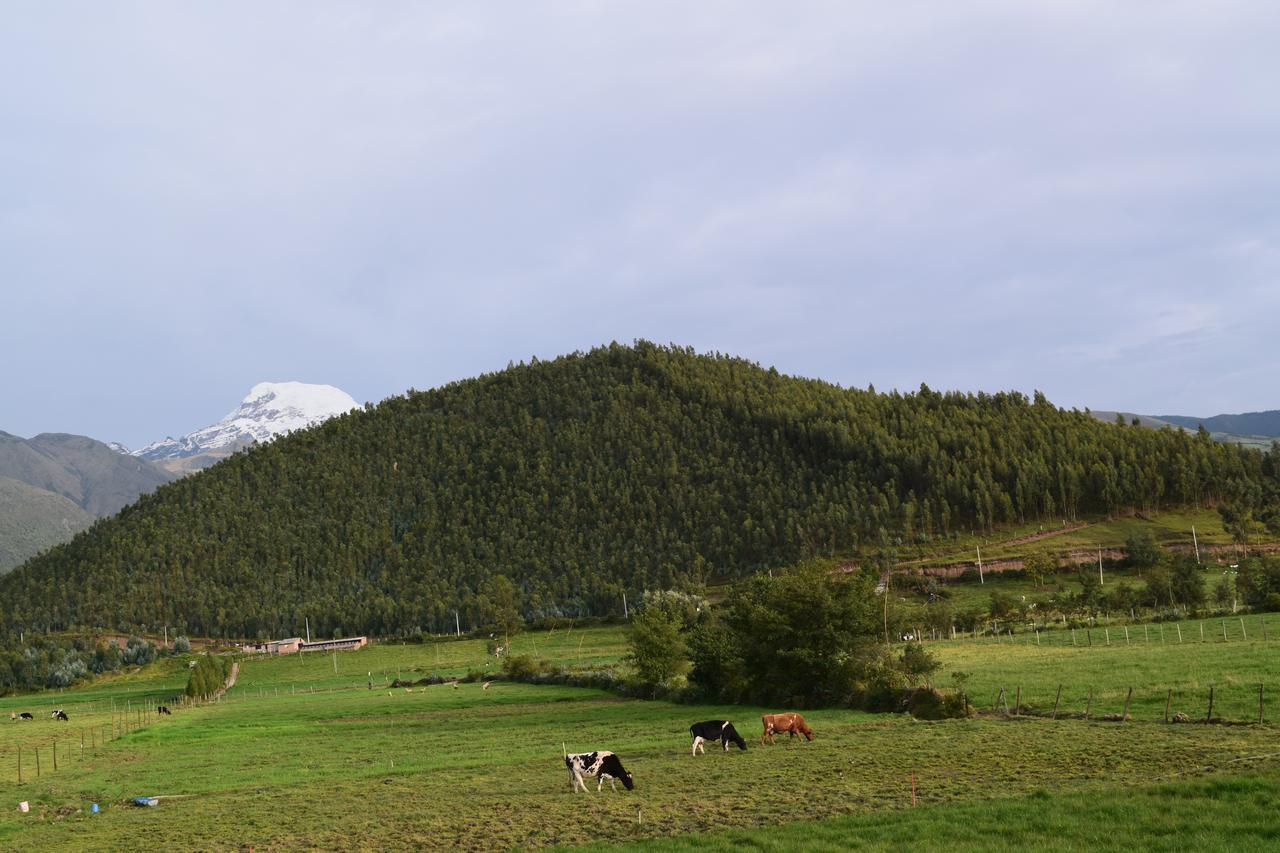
[0,622,1276,850]
[591,773,1280,851]
[930,612,1278,721]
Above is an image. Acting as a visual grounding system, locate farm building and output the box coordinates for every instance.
[242,636,368,655]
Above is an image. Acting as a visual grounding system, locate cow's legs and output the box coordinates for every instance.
[570,770,588,793]
[691,736,704,756]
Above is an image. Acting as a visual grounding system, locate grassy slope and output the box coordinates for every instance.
[0,625,1277,850]
[903,507,1239,568]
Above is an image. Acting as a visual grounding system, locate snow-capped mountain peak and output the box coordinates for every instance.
[134,381,358,461]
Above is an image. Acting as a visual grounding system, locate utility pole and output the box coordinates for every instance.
[1098,549,1104,587]
[883,573,890,643]
[976,546,984,584]
[1192,525,1201,564]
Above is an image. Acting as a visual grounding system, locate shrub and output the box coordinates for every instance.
[624,604,689,688]
[502,654,544,680]
[1124,528,1163,568]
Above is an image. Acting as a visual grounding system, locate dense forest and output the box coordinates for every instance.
[0,342,1273,639]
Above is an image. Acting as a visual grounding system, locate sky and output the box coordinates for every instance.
[3,2,1278,449]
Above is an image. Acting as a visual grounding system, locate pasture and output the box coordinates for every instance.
[0,623,1275,850]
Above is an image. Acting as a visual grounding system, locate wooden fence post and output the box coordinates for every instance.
[994,687,1004,714]
[1240,618,1247,641]
[52,740,57,771]
[1206,686,1215,723]
[1176,624,1182,643]
[35,746,40,777]
[1263,618,1269,641]
[1124,625,1130,645]
[1122,687,1133,720]
[1052,685,1062,719]
[1260,684,1265,725]
[1200,622,1205,642]
[1165,689,1172,723]
[17,746,21,784]
[1071,629,1076,646]
[1014,686,1022,714]
[1144,624,1149,642]
[1222,620,1228,642]
[1085,690,1093,720]
[1105,628,1110,646]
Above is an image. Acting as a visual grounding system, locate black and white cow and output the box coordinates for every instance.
[689,720,748,755]
[52,709,69,721]
[16,712,34,720]
[157,706,172,715]
[564,751,634,793]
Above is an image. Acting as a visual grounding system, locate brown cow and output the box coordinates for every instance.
[760,712,813,745]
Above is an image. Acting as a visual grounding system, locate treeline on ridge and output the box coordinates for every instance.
[0,342,1272,639]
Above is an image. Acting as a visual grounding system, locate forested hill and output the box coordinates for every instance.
[0,343,1271,640]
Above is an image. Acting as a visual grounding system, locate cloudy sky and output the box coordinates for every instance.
[4,2,1278,448]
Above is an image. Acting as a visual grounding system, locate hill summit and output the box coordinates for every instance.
[0,343,1267,639]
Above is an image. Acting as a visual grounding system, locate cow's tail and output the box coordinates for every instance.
[562,742,567,758]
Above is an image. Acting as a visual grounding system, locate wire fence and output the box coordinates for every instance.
[919,611,1276,647]
[979,682,1272,725]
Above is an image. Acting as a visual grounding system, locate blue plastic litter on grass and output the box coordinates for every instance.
[132,797,158,807]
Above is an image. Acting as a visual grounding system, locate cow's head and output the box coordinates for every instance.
[620,770,635,790]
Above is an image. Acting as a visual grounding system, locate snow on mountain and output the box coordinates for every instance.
[134,382,359,461]
[107,441,131,454]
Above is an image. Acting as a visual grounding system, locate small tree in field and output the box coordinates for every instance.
[1023,549,1056,586]
[1124,528,1162,569]
[624,605,688,689]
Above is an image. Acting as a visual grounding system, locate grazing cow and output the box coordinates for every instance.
[17,712,33,720]
[689,720,748,755]
[53,709,69,721]
[760,712,813,745]
[157,706,172,715]
[564,751,634,793]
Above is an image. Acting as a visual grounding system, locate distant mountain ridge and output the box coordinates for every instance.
[1091,409,1279,449]
[1156,411,1280,438]
[0,431,175,572]
[0,476,94,572]
[134,381,358,472]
